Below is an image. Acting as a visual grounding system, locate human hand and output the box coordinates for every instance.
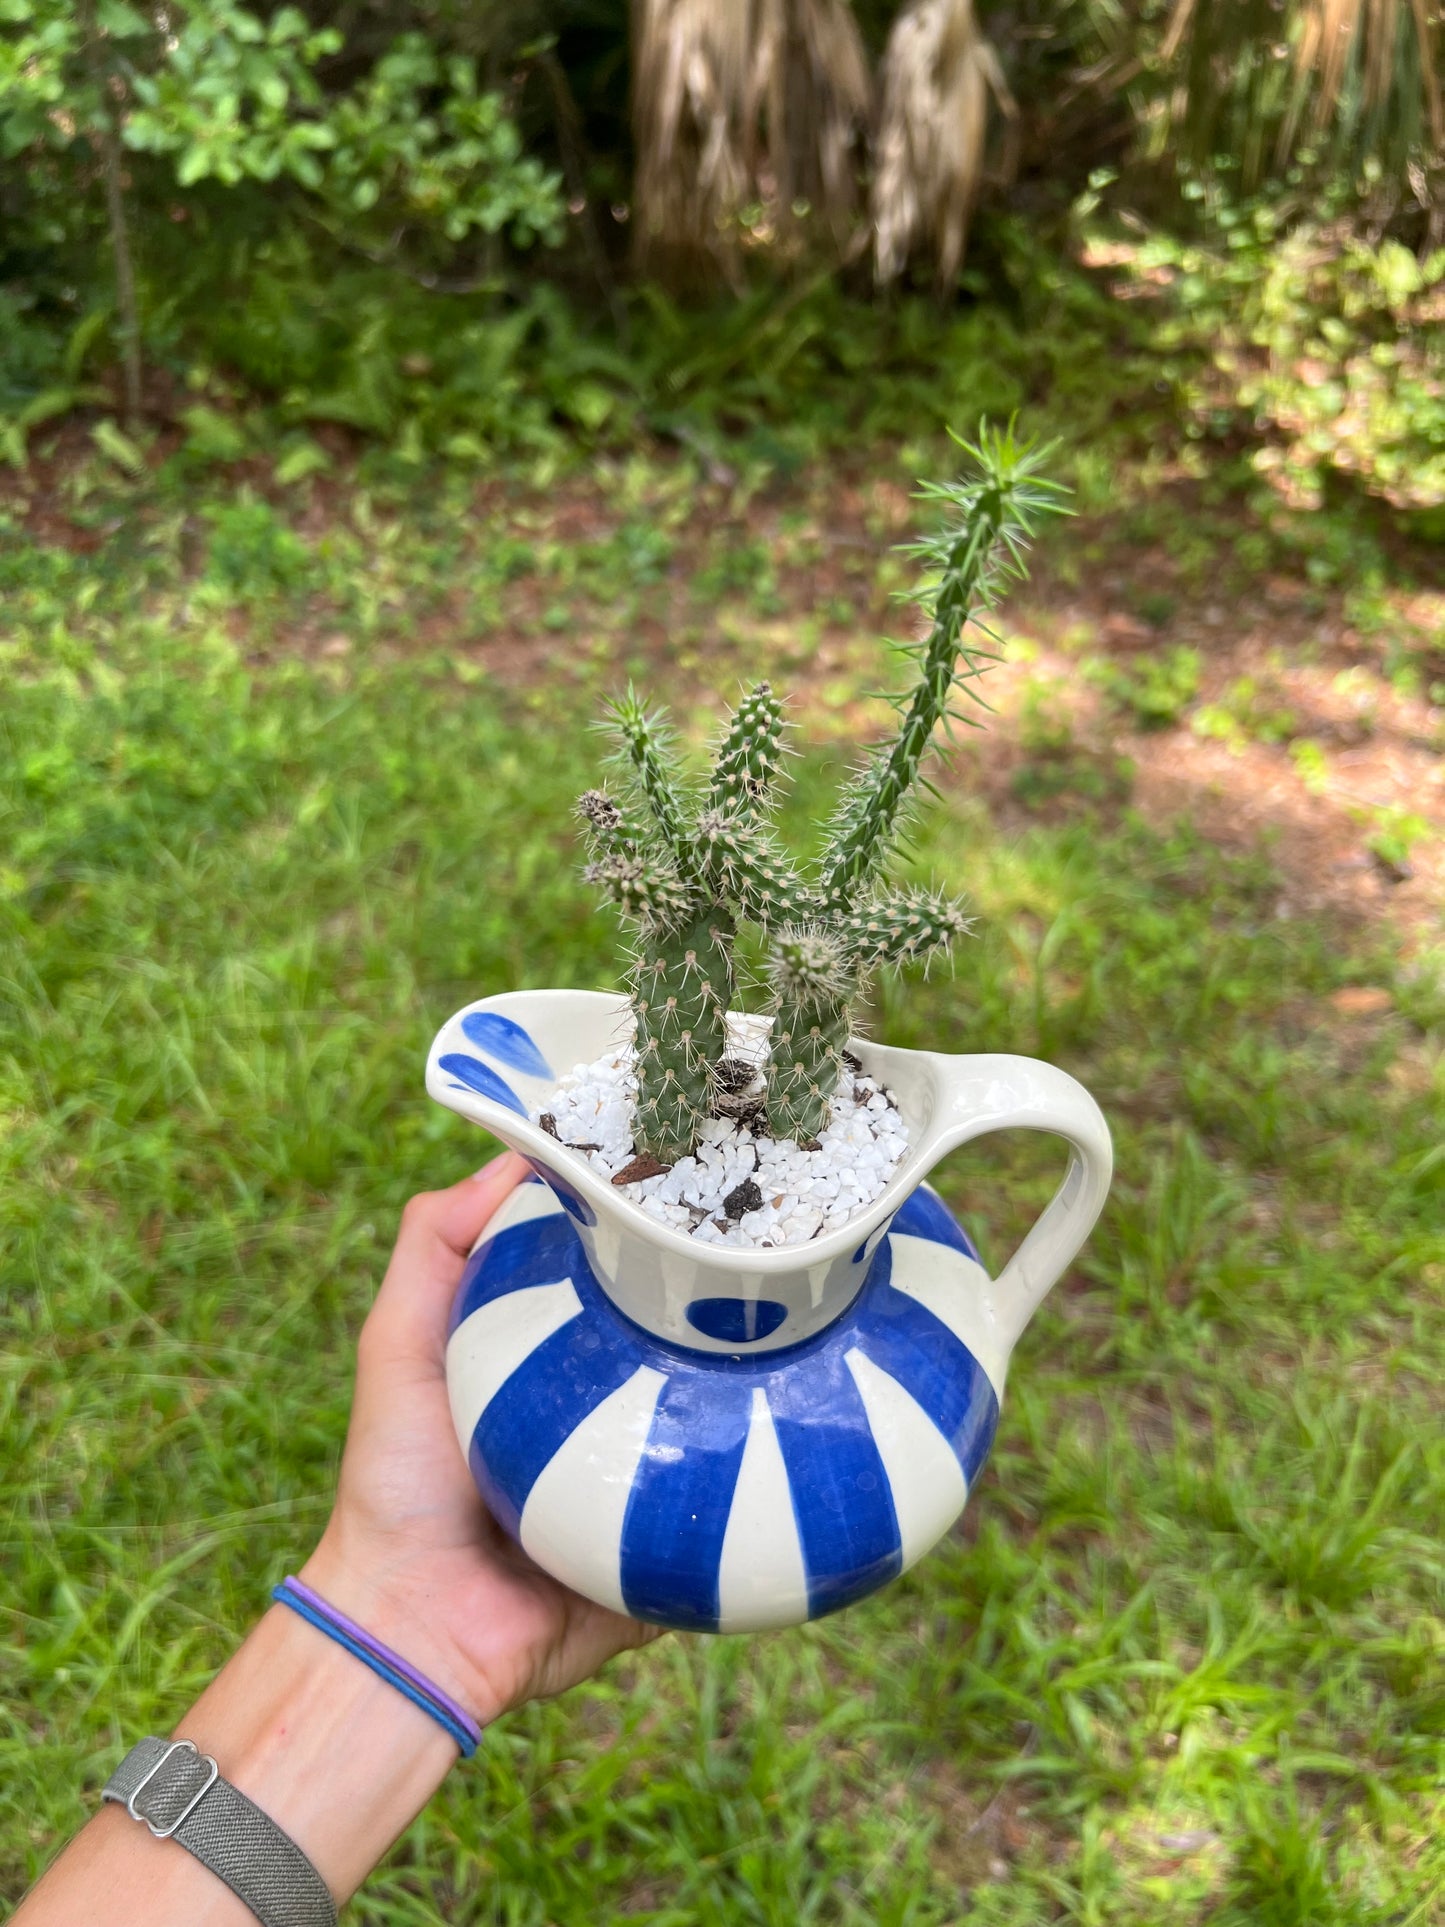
[302,1155,661,1728]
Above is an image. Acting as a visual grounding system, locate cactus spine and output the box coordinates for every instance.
[578,426,1065,1161]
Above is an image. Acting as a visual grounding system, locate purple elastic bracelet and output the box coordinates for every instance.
[276,1575,483,1754]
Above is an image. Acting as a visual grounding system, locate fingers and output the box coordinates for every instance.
[415,1153,533,1261]
[365,1154,530,1361]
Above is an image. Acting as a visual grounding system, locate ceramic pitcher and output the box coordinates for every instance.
[427,988,1112,1633]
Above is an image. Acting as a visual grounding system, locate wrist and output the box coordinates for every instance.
[177,1600,456,1904]
[298,1531,509,1730]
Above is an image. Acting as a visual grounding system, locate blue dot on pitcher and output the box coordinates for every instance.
[686,1298,789,1344]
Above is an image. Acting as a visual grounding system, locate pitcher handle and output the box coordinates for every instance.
[926,1052,1113,1358]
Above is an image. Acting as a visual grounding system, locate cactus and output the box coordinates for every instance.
[577,424,1065,1162]
[579,717,729,1163]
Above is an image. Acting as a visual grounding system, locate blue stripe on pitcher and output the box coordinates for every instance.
[619,1373,754,1629]
[852,1236,1000,1484]
[770,1356,902,1617]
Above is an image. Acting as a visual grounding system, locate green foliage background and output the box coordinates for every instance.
[1,0,1443,510]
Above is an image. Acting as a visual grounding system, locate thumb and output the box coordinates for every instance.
[366,1153,530,1362]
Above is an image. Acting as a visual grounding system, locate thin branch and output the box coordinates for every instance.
[77,0,142,426]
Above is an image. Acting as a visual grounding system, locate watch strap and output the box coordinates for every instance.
[103,1737,337,1927]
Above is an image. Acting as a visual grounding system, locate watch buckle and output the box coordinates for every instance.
[126,1738,220,1838]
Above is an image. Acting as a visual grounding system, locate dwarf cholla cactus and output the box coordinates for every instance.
[579,425,1065,1160]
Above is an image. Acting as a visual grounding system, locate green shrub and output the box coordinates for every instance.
[1107,202,1445,516]
[1088,645,1201,729]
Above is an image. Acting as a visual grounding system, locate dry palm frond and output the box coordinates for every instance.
[1158,0,1442,181]
[762,0,873,249]
[1290,0,1442,151]
[871,0,1016,290]
[630,0,752,283]
[630,0,871,286]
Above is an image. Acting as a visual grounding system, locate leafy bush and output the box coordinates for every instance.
[123,2,343,189]
[1237,233,1445,515]
[0,209,1141,468]
[0,0,564,444]
[1103,202,1445,516]
[313,35,562,256]
[0,3,562,244]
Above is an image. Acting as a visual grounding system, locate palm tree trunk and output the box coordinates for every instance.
[629,0,870,288]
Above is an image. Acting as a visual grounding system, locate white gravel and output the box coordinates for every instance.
[534,1014,909,1248]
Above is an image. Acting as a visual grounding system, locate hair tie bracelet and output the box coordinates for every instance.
[272,1577,483,1759]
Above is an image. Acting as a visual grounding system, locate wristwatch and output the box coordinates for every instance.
[103,1737,337,1927]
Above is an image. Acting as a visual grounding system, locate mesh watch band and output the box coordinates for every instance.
[103,1737,337,1927]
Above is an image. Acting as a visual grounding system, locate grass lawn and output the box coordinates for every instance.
[2,444,1443,1924]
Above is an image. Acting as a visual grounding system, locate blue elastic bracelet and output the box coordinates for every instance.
[271,1585,478,1758]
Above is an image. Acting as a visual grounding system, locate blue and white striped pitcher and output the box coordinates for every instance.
[427,989,1111,1633]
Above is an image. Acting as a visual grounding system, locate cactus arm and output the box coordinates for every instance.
[584,851,696,927]
[606,688,698,876]
[577,786,726,1161]
[820,514,996,900]
[630,908,734,1163]
[693,808,819,928]
[762,893,968,1139]
[822,427,1066,901]
[762,929,856,1145]
[838,887,972,970]
[709,680,787,819]
[578,788,695,925]
[577,788,651,854]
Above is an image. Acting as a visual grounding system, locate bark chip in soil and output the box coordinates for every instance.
[612,1153,671,1186]
[722,1178,764,1220]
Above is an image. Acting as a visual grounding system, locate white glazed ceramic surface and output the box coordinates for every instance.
[425,988,1113,1376]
